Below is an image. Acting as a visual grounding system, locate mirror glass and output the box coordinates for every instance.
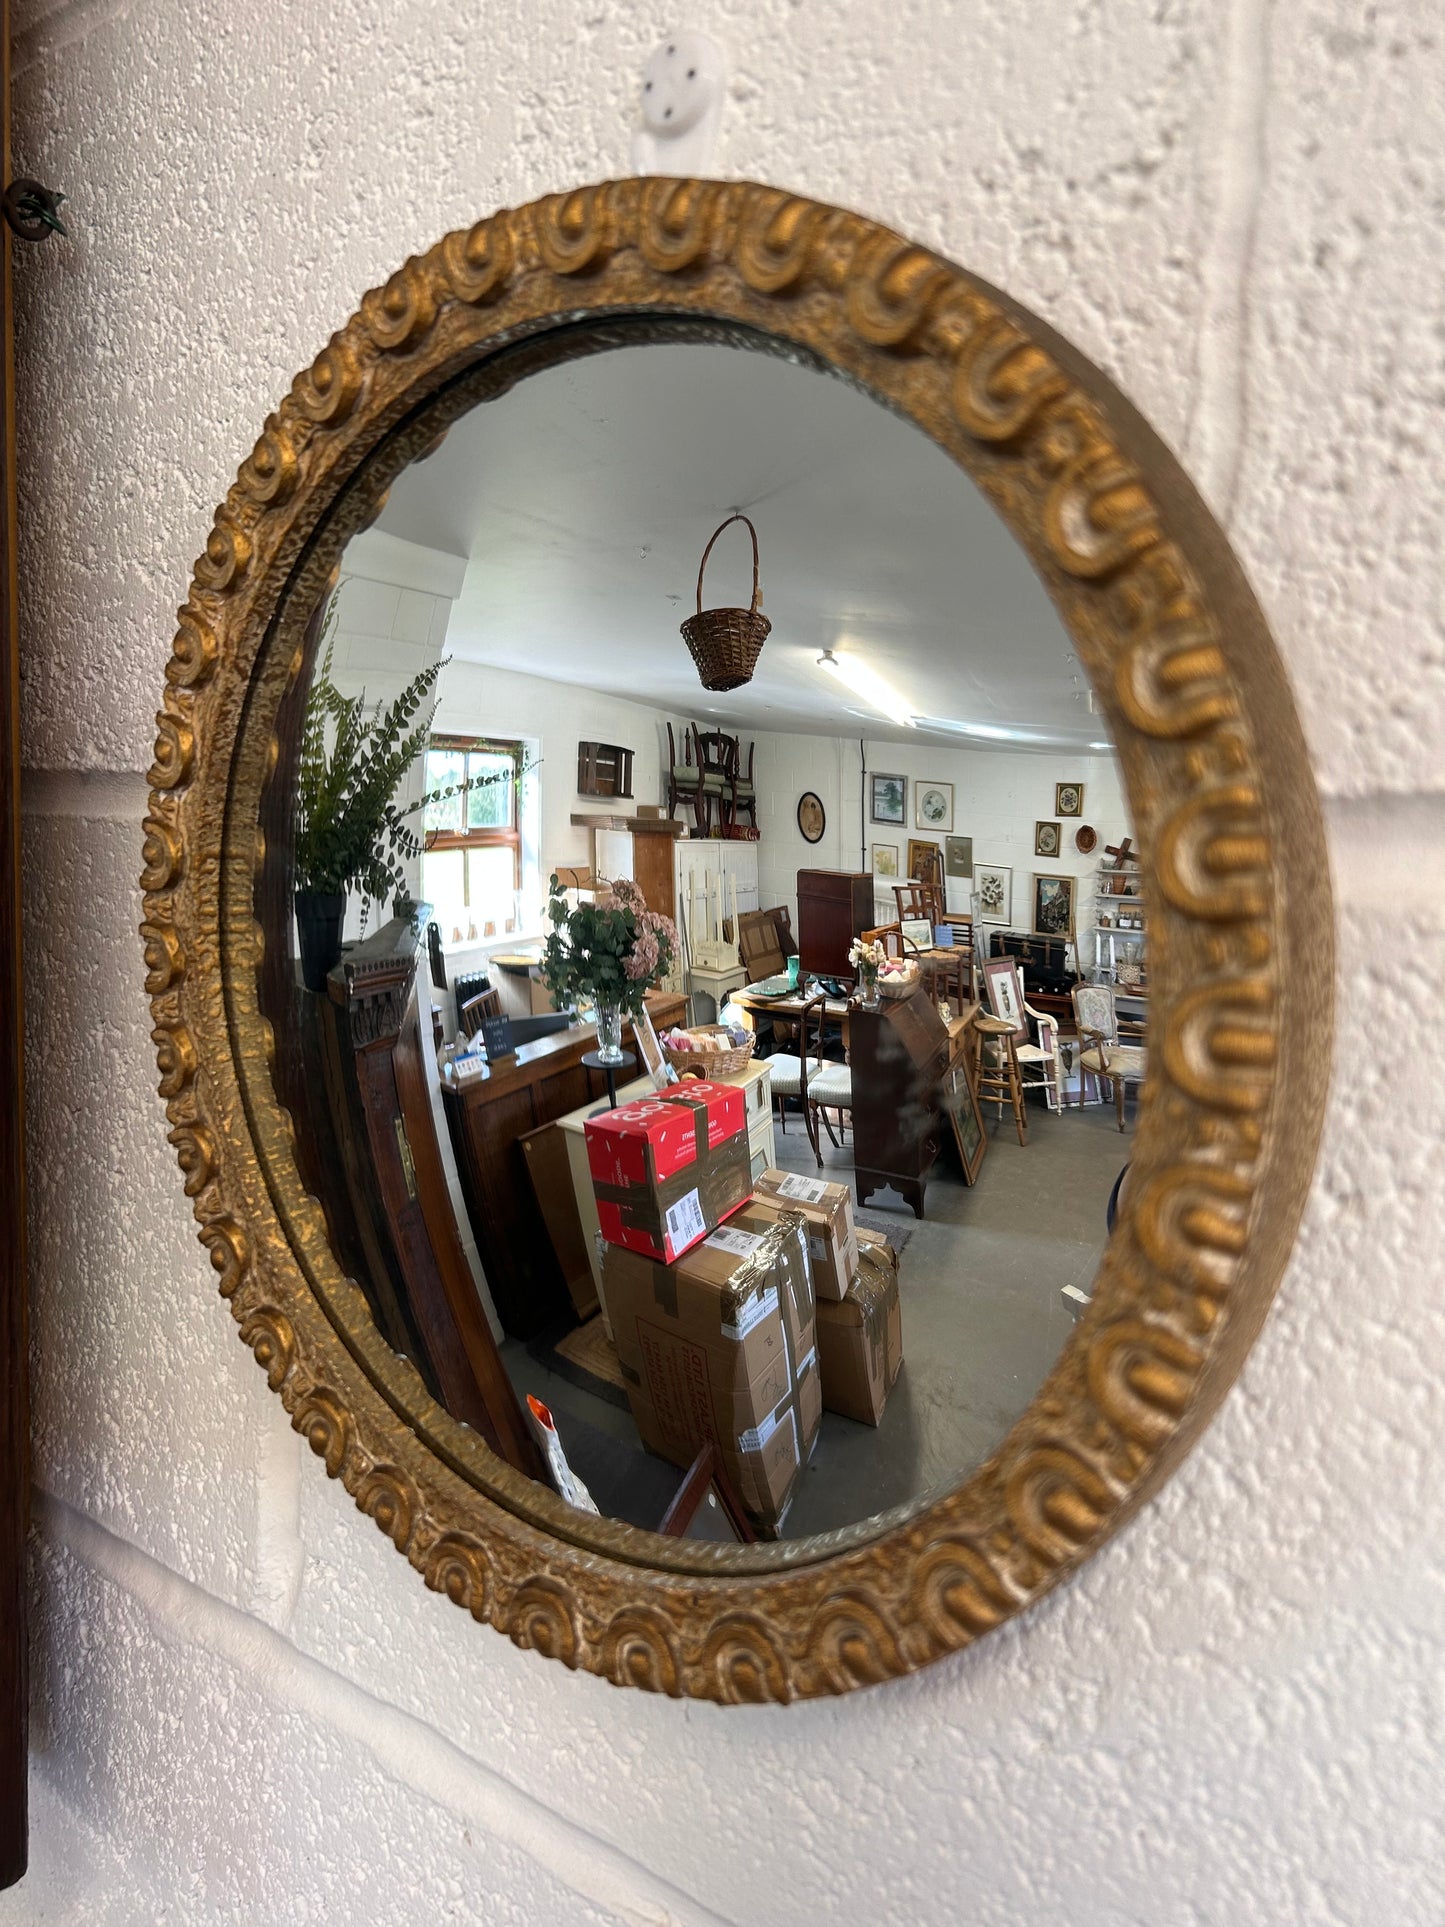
[265,328,1141,1543]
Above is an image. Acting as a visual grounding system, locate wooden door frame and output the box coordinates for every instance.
[1,0,29,1885]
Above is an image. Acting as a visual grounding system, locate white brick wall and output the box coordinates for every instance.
[9,1,1445,1921]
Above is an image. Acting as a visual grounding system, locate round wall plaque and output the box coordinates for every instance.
[797,791,826,843]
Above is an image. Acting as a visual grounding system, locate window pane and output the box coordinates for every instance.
[420,848,467,932]
[420,844,519,937]
[466,750,515,830]
[424,748,467,834]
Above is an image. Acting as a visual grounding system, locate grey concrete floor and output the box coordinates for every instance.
[504,1087,1131,1539]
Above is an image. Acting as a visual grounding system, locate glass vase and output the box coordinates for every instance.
[594,1000,627,1064]
[859,969,881,1011]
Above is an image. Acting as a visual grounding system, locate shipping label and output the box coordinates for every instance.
[705,1225,765,1259]
[664,1187,706,1253]
[773,1172,830,1205]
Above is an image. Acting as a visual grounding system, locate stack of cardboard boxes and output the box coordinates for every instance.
[583,1082,904,1536]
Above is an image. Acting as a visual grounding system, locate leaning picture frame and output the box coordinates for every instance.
[870,772,906,825]
[872,842,899,878]
[942,1062,988,1186]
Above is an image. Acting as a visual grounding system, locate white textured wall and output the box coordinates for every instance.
[750,732,1129,942]
[9,1,1445,1921]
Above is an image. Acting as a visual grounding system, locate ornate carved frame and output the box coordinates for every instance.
[141,179,1331,1703]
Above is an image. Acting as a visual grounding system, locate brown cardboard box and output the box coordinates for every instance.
[816,1231,902,1425]
[603,1208,818,1532]
[750,1169,858,1301]
[585,1079,752,1262]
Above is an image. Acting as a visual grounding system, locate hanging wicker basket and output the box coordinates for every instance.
[679,513,772,691]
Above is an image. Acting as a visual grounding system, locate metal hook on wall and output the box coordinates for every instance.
[2,178,67,242]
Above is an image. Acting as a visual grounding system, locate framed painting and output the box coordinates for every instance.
[1032,872,1076,937]
[915,780,954,832]
[975,863,1011,925]
[944,834,973,878]
[872,842,899,878]
[1055,781,1084,817]
[942,1062,987,1186]
[870,772,906,825]
[1035,820,1061,858]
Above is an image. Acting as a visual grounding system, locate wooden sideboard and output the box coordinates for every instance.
[849,989,949,1218]
[442,992,685,1338]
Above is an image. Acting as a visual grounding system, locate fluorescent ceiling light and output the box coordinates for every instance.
[916,715,1060,745]
[816,649,916,727]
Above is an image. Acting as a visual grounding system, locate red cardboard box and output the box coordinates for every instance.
[584,1079,750,1263]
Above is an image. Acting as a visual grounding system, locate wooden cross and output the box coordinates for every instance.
[1104,836,1136,868]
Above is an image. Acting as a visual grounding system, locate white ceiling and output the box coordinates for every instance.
[371,340,1112,753]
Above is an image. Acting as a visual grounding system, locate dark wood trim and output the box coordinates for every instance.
[0,0,29,1884]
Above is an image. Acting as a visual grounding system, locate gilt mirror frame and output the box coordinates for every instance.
[141,178,1331,1703]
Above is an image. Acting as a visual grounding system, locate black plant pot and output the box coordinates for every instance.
[295,889,346,992]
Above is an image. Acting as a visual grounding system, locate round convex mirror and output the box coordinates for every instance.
[143,181,1330,1701]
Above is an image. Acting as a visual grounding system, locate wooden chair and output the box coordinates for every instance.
[728,739,757,831]
[766,993,853,1165]
[690,725,735,834]
[893,880,945,926]
[458,985,502,1037]
[665,721,708,830]
[972,1011,1029,1145]
[1071,982,1147,1131]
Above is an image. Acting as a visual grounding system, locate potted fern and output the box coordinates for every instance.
[293,599,452,990]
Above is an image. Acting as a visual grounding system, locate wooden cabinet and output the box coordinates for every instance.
[797,868,873,979]
[585,816,686,922]
[848,989,949,1218]
[442,992,685,1337]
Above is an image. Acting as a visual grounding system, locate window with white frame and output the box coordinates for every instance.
[421,735,530,940]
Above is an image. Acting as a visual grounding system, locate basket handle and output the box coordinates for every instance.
[694,513,762,616]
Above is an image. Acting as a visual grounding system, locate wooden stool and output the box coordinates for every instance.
[973,1012,1029,1146]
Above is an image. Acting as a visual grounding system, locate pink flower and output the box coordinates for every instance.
[623,928,661,980]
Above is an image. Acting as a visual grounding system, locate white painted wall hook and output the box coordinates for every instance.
[631,31,725,176]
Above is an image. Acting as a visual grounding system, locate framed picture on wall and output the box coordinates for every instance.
[975,863,1011,924]
[1055,781,1084,817]
[870,772,906,825]
[1032,873,1076,937]
[915,781,954,831]
[872,843,900,877]
[906,840,943,896]
[1035,820,1061,857]
[944,834,973,878]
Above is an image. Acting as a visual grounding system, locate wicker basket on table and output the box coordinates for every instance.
[875,961,922,999]
[661,1025,755,1078]
[679,514,772,692]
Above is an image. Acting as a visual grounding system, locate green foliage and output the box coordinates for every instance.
[539,873,677,1020]
[294,591,513,925]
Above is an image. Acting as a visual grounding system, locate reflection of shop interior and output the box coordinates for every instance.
[311,336,1147,1538]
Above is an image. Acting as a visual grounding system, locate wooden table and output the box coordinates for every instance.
[441,991,685,1337]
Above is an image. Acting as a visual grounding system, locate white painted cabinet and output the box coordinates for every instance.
[673,838,759,930]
